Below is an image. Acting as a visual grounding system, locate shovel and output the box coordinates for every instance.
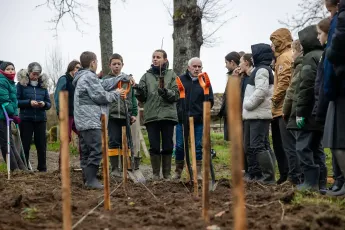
[118,81,146,184]
[198,73,217,192]
[2,103,12,180]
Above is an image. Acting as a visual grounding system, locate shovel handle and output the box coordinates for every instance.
[198,72,211,96]
[176,77,185,99]
[117,81,131,99]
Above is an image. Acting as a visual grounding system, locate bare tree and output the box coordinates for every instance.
[279,0,327,33]
[45,46,65,93]
[165,0,235,75]
[37,0,125,74]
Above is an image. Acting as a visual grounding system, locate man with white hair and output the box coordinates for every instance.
[173,57,214,180]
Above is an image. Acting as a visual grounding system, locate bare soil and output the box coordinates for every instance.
[0,152,344,230]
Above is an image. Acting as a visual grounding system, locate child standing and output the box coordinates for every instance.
[73,51,125,189]
[103,53,137,178]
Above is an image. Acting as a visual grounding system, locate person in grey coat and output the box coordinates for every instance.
[242,43,276,184]
[73,51,126,189]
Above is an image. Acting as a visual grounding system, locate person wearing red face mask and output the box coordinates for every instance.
[0,61,26,171]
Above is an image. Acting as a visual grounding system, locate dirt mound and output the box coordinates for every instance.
[0,172,344,230]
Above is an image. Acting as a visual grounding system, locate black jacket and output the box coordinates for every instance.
[177,70,214,124]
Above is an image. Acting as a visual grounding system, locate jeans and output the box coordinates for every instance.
[175,123,203,161]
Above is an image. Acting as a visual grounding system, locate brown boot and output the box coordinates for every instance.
[197,160,203,180]
[172,160,184,180]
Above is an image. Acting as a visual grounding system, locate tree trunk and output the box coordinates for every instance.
[173,0,203,76]
[98,0,113,75]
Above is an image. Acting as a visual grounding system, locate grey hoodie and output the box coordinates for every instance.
[72,69,128,131]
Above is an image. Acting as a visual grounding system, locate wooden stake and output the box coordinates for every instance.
[227,76,247,230]
[122,126,128,188]
[101,114,111,210]
[59,91,72,230]
[189,117,198,197]
[202,101,211,223]
[139,130,150,158]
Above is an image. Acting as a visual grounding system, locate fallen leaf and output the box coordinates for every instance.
[215,210,226,217]
[129,202,135,206]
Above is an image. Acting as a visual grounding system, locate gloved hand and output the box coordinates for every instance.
[158,88,167,97]
[10,116,21,124]
[296,116,305,129]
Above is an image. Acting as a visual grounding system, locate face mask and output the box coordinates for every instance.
[30,81,38,87]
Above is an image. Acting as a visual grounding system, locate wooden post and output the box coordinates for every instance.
[59,91,72,230]
[202,101,211,223]
[227,76,247,230]
[189,117,198,197]
[139,130,150,158]
[122,126,128,188]
[101,114,111,210]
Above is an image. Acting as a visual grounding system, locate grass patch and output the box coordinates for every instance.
[0,162,7,173]
[31,142,79,156]
[293,190,345,208]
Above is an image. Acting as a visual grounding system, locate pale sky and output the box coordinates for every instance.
[1,0,312,93]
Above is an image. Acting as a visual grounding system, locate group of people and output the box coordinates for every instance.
[217,0,345,196]
[0,0,344,195]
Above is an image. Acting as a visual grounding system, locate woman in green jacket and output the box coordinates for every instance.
[0,61,26,171]
[134,50,179,180]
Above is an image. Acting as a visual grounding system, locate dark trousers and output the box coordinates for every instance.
[331,149,345,183]
[271,117,289,178]
[0,120,20,170]
[223,118,229,141]
[175,123,203,161]
[20,121,47,172]
[296,130,326,173]
[79,129,102,169]
[278,118,301,180]
[108,118,127,149]
[244,119,270,176]
[145,121,175,155]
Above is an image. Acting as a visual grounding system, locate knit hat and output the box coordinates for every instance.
[0,61,15,71]
[28,62,42,73]
[225,52,241,65]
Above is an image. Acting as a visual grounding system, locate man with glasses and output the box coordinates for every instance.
[54,60,82,171]
[173,57,214,180]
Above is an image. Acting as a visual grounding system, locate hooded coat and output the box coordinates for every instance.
[16,69,51,122]
[286,25,323,131]
[270,28,293,118]
[242,43,274,120]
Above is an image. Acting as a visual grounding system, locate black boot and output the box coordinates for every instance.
[257,150,276,185]
[326,150,345,196]
[172,160,184,180]
[84,165,104,190]
[150,154,161,180]
[110,156,122,178]
[162,154,172,180]
[319,165,328,191]
[297,166,320,191]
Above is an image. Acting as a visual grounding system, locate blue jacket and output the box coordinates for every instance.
[323,13,338,100]
[54,73,75,116]
[16,69,51,122]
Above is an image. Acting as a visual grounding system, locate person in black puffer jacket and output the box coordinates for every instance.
[17,62,51,172]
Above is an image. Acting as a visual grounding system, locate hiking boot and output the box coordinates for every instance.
[150,154,161,181]
[297,166,320,191]
[162,154,172,180]
[84,165,104,190]
[329,179,344,192]
[257,150,276,185]
[172,160,184,180]
[196,160,203,181]
[110,156,122,178]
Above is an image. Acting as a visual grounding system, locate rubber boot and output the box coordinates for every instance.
[162,154,172,180]
[297,166,320,191]
[172,160,184,180]
[326,150,345,196]
[150,154,161,180]
[196,160,203,180]
[110,156,122,178]
[84,165,104,190]
[319,165,328,191]
[257,150,276,185]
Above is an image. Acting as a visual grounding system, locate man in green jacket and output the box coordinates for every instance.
[134,49,179,180]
